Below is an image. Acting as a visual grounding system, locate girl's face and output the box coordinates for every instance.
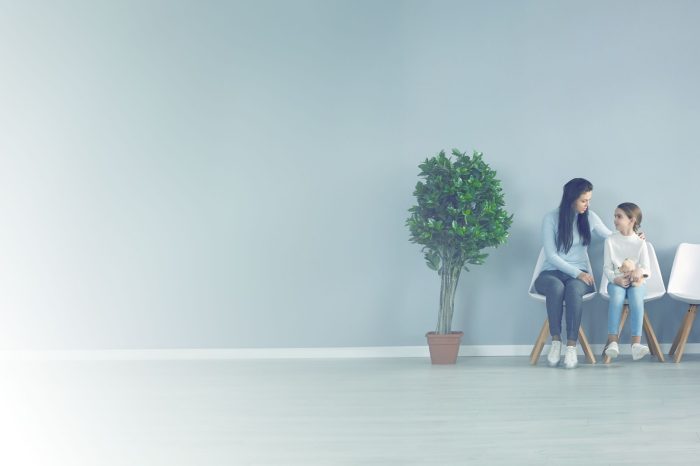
[613,208,635,233]
[573,191,592,214]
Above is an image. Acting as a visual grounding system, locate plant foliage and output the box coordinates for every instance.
[407,149,513,333]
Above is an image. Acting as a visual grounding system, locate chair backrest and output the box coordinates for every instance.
[528,249,547,299]
[529,248,597,302]
[667,243,700,304]
[598,241,665,302]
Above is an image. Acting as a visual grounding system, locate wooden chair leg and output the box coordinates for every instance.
[604,305,629,364]
[578,327,596,364]
[642,312,664,362]
[669,308,692,356]
[530,318,550,365]
[673,305,698,363]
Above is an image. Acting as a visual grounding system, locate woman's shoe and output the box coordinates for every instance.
[547,340,562,367]
[563,346,578,369]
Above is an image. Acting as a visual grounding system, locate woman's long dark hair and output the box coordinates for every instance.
[557,178,593,253]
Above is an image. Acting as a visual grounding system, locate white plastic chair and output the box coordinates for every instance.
[598,241,666,363]
[528,248,597,365]
[667,243,700,363]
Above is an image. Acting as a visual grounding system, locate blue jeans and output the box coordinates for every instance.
[534,270,594,342]
[607,282,646,337]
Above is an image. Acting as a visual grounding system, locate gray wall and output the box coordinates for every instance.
[1,0,699,350]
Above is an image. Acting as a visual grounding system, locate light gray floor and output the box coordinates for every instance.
[1,355,699,465]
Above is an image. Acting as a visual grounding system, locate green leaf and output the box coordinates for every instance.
[407,148,513,273]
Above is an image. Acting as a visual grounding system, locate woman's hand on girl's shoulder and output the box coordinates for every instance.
[637,231,646,241]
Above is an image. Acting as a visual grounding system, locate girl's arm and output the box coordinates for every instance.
[606,237,631,287]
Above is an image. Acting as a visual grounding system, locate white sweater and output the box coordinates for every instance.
[603,232,650,283]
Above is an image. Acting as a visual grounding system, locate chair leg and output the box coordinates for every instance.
[578,327,596,364]
[530,318,550,365]
[669,308,693,356]
[673,305,698,363]
[604,305,629,364]
[642,312,664,363]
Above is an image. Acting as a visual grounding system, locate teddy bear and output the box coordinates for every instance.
[618,258,647,287]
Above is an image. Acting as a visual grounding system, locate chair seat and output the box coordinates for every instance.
[599,289,666,303]
[529,291,597,303]
[667,292,700,304]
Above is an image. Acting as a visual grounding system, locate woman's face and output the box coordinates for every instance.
[572,191,592,214]
[613,208,635,233]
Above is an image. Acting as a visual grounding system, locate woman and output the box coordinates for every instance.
[601,203,650,361]
[535,178,612,369]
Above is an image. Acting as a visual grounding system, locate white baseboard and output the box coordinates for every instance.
[0,344,699,360]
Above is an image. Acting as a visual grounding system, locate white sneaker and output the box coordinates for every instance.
[563,346,578,369]
[631,343,650,361]
[547,340,562,367]
[604,341,620,359]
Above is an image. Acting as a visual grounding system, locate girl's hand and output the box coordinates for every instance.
[631,269,644,281]
[577,272,594,286]
[614,276,630,288]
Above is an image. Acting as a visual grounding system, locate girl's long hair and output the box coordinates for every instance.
[557,178,593,253]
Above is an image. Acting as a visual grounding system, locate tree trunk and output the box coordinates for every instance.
[436,259,462,334]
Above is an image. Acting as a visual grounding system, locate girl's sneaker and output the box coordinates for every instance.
[604,341,620,359]
[631,343,650,361]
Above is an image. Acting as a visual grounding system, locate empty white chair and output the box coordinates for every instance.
[667,243,700,363]
[598,241,666,363]
[528,248,597,365]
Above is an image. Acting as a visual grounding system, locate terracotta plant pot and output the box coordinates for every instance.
[425,331,464,364]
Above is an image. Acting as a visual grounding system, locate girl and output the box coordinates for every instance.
[602,203,651,361]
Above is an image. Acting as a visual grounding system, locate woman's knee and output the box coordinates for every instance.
[535,274,565,297]
[564,279,589,298]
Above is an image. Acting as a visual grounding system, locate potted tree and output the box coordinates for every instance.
[407,149,513,364]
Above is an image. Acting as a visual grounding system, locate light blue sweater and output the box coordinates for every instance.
[541,208,612,278]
